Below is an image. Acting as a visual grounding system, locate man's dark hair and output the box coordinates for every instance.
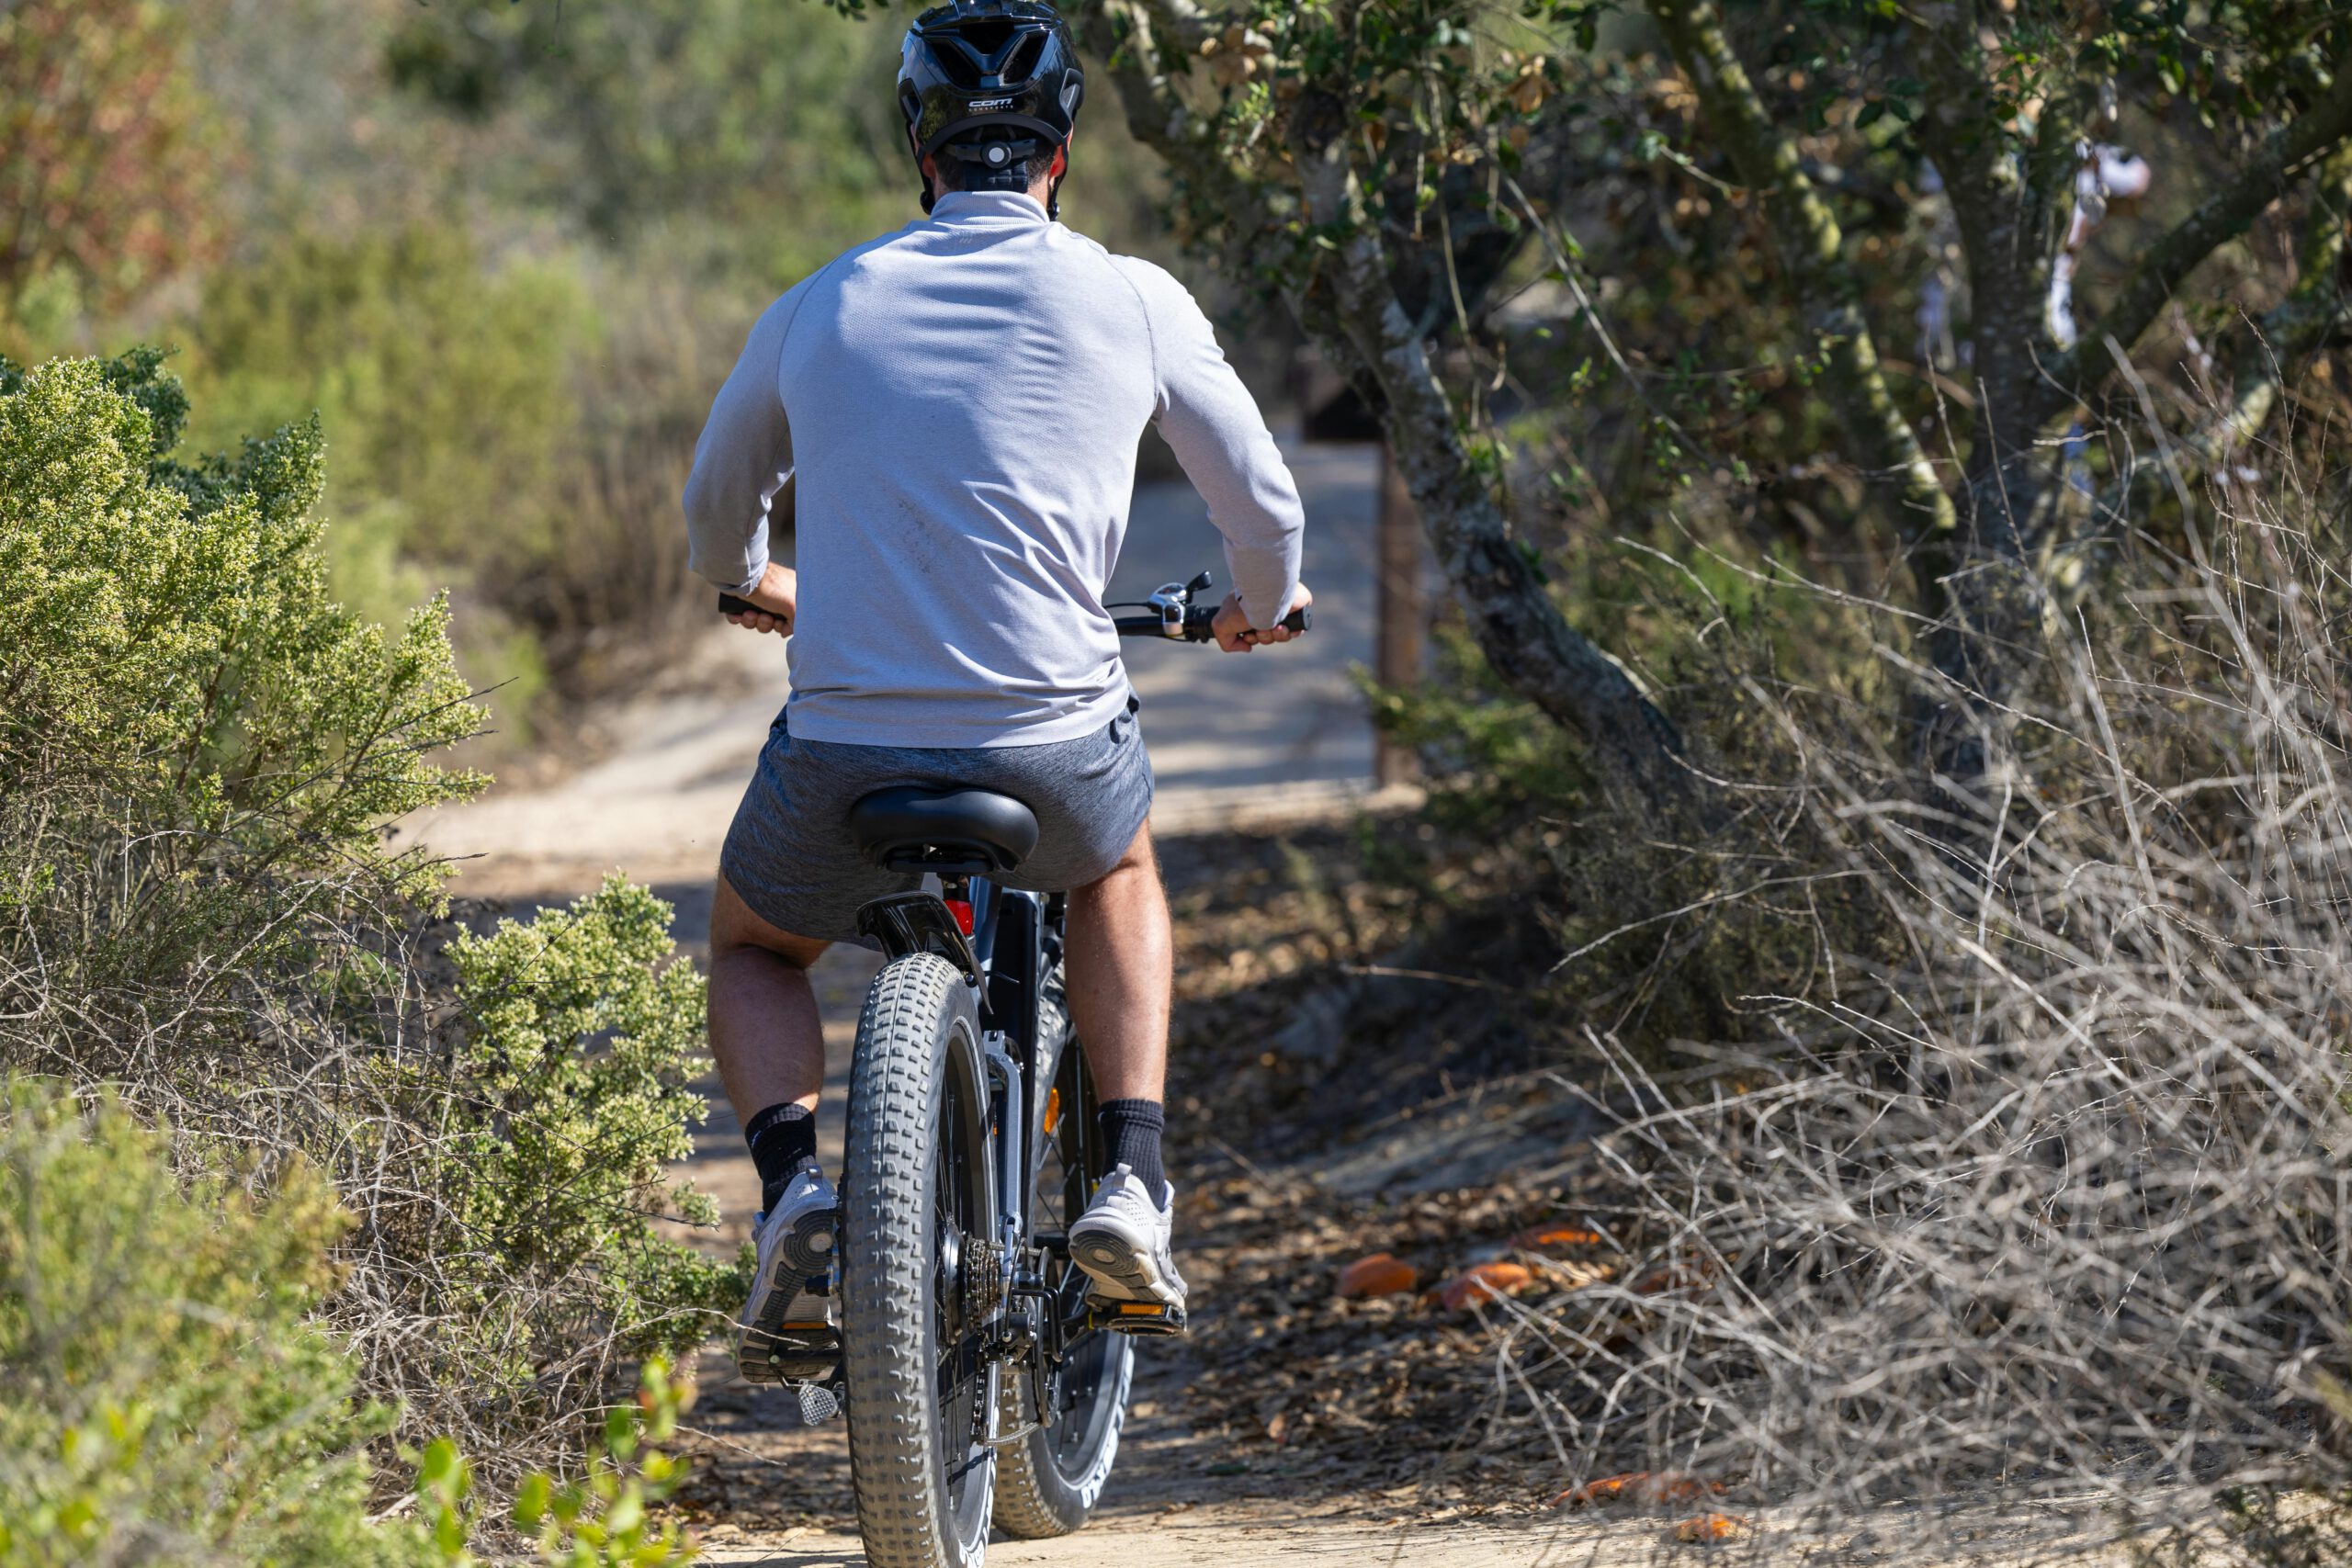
[939,129,1057,194]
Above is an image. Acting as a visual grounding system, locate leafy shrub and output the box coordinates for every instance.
[443,880,721,1309]
[0,1080,708,1565]
[0,350,481,1029]
[416,1359,700,1568]
[0,352,733,1501]
[185,226,576,572]
[181,226,718,722]
[0,1078,423,1567]
[345,879,741,1468]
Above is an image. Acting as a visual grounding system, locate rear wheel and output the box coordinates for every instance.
[842,953,998,1568]
[991,967,1135,1539]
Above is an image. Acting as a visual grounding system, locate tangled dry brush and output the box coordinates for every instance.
[1484,450,2352,1562]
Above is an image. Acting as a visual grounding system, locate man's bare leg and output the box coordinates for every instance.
[710,874,844,1378]
[709,875,833,1216]
[1064,820,1171,1103]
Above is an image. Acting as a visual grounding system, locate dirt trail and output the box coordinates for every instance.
[407,453,1554,1563]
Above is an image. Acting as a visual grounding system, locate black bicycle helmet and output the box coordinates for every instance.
[898,0,1084,216]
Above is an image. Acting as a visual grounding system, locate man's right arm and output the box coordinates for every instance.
[683,289,803,598]
[1117,259,1306,633]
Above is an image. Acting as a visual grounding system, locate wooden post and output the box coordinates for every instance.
[1375,441,1423,787]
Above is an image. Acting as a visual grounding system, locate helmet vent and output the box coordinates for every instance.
[934,46,985,88]
[958,17,1017,58]
[1002,31,1046,84]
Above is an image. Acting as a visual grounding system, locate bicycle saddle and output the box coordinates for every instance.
[848,786,1040,874]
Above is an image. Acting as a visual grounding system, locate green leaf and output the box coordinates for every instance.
[515,1472,552,1530]
[420,1437,463,1491]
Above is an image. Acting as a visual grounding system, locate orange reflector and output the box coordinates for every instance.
[943,897,974,935]
[1117,1303,1161,1314]
[1043,1087,1062,1136]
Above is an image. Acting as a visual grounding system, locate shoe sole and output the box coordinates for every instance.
[1069,1224,1182,1309]
[739,1205,841,1383]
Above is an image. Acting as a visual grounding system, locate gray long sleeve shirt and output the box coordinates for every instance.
[683,189,1306,750]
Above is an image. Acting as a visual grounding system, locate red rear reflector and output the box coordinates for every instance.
[944,897,974,936]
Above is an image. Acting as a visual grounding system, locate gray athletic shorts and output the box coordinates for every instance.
[720,699,1154,943]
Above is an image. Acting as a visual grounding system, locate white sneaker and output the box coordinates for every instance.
[1068,1164,1187,1311]
[737,1165,841,1384]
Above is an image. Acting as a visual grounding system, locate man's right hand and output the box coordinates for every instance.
[727,560,797,637]
[1209,583,1312,653]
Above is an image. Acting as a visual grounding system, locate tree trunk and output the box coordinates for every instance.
[1374,442,1423,788]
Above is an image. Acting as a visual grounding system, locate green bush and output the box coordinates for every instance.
[181,226,719,720]
[181,226,578,734]
[0,1080,708,1565]
[415,1359,700,1568]
[0,1078,424,1567]
[373,877,741,1450]
[185,227,577,572]
[0,350,481,1026]
[0,353,733,1501]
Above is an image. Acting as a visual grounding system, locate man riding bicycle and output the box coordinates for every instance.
[682,0,1312,1382]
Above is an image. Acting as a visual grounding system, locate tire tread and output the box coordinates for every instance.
[842,953,985,1568]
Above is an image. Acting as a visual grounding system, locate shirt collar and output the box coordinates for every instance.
[931,189,1050,224]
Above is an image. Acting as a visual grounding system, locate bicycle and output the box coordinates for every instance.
[714,570,1309,1568]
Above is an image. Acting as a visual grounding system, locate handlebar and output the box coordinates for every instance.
[721,570,1309,645]
[1112,603,1311,642]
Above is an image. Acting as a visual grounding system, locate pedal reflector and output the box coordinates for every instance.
[794,1382,842,1427]
[1088,1301,1187,1337]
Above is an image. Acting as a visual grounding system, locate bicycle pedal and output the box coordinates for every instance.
[792,1379,844,1427]
[1088,1300,1187,1337]
[739,1323,842,1386]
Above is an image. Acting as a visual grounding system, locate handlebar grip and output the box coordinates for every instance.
[718,592,778,620]
[1176,604,1313,642]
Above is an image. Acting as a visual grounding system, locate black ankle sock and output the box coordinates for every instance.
[745,1102,818,1213]
[1096,1099,1167,1201]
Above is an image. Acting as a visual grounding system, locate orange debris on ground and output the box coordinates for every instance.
[1632,1261,1715,1296]
[1671,1512,1747,1543]
[1510,1224,1603,1251]
[1552,1472,1720,1508]
[1335,1252,1419,1298]
[1437,1260,1532,1311]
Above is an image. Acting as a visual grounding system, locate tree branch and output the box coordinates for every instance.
[2090,143,2352,529]
[2052,54,2352,406]
[1076,0,1695,802]
[1645,0,1959,565]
